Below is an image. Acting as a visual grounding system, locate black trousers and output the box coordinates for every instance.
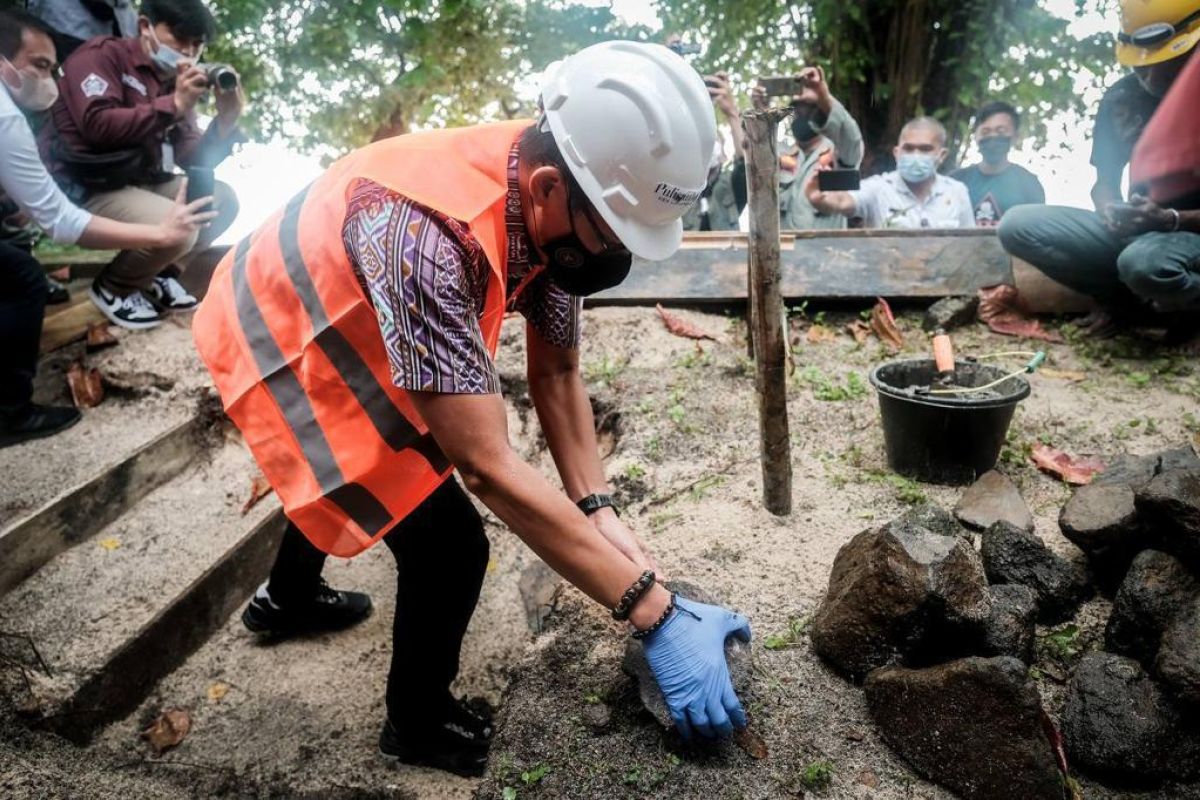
[267,477,490,724]
[0,241,48,409]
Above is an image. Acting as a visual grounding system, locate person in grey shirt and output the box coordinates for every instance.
[753,66,864,230]
[26,0,136,60]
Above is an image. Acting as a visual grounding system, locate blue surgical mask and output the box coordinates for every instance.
[897,153,938,184]
[147,27,199,75]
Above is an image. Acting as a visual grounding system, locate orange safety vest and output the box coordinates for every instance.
[193,120,531,557]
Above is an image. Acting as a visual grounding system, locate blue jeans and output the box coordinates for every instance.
[998,205,1200,312]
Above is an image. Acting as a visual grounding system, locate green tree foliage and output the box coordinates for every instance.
[206,0,650,156]
[656,0,1116,167]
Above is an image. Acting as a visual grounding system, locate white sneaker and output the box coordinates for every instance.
[148,275,199,312]
[89,280,163,330]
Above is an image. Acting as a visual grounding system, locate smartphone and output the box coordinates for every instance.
[703,75,722,89]
[758,75,807,97]
[185,166,215,207]
[818,168,861,192]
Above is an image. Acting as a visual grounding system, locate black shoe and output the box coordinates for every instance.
[0,403,81,448]
[241,579,373,636]
[378,701,493,777]
[46,276,70,305]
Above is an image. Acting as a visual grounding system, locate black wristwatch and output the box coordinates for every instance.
[576,493,619,517]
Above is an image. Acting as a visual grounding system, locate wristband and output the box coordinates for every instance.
[612,569,655,621]
[577,492,618,517]
[631,593,676,639]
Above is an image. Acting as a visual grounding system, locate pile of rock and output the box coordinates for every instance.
[813,449,1200,798]
[811,487,1074,799]
[1056,446,1200,785]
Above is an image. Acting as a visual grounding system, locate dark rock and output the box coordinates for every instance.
[980,521,1089,623]
[622,581,752,728]
[1158,445,1200,475]
[1059,482,1140,553]
[1137,468,1200,566]
[954,470,1034,533]
[1105,549,1198,665]
[865,656,1063,800]
[582,701,612,731]
[1059,481,1145,592]
[1093,452,1159,489]
[518,559,563,633]
[812,519,990,677]
[922,295,979,333]
[1062,652,1200,784]
[1156,596,1200,705]
[979,584,1036,663]
[892,501,967,539]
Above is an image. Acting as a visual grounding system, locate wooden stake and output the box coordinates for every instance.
[742,107,793,516]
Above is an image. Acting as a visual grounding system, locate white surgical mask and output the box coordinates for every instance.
[0,57,59,112]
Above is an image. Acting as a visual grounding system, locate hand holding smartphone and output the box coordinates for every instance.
[185,166,216,210]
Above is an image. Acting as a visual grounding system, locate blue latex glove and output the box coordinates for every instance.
[642,595,752,739]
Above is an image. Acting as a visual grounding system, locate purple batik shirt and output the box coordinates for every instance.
[341,143,582,394]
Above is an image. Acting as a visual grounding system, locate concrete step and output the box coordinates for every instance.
[0,440,284,742]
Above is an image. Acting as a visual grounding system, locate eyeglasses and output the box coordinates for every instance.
[1119,8,1200,48]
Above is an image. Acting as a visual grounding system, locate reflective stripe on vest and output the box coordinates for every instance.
[195,120,528,556]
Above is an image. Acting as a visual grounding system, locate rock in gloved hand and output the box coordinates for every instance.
[622,581,752,736]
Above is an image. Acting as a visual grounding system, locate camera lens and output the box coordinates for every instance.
[207,66,238,91]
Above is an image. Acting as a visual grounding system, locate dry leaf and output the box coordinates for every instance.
[869,297,905,350]
[241,474,274,515]
[977,285,1064,343]
[856,770,881,789]
[655,304,716,341]
[1030,443,1105,485]
[805,324,838,344]
[846,320,871,345]
[66,361,104,408]
[733,725,769,759]
[142,707,191,754]
[1040,368,1086,382]
[206,682,229,703]
[98,537,120,551]
[85,322,119,353]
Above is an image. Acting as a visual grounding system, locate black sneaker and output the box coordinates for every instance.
[378,701,493,777]
[148,275,198,312]
[0,403,82,448]
[89,280,163,330]
[46,275,70,305]
[241,579,373,636]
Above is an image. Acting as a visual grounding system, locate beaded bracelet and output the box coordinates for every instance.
[611,569,656,621]
[631,593,677,640]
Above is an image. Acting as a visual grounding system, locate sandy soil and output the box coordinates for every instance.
[1,319,212,528]
[4,304,1199,799]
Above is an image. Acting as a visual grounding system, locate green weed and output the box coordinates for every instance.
[1038,624,1082,669]
[688,475,726,501]
[797,367,868,402]
[585,355,627,386]
[862,470,927,505]
[801,760,835,792]
[521,764,550,785]
[764,616,810,650]
[623,463,646,480]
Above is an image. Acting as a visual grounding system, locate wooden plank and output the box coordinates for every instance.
[0,417,202,597]
[744,108,793,517]
[39,292,105,353]
[49,509,286,743]
[593,230,1013,303]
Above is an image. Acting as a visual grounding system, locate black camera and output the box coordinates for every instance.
[202,64,238,91]
[666,41,702,57]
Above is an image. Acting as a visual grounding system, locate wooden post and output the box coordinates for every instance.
[742,107,793,516]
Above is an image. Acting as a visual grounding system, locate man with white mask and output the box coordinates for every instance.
[39,0,243,330]
[804,116,975,229]
[0,8,213,447]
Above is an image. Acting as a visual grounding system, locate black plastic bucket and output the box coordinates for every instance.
[868,359,1030,485]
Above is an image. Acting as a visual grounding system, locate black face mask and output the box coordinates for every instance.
[791,105,819,144]
[978,135,1012,165]
[533,194,632,297]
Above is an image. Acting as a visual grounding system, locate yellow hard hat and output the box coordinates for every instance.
[1117,0,1200,66]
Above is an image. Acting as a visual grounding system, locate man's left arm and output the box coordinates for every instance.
[525,323,659,573]
[813,99,864,169]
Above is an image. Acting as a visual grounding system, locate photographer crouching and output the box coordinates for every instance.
[39,0,244,330]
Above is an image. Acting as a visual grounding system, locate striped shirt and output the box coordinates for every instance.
[342,144,582,394]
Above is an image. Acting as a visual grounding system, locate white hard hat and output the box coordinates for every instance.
[539,40,717,261]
